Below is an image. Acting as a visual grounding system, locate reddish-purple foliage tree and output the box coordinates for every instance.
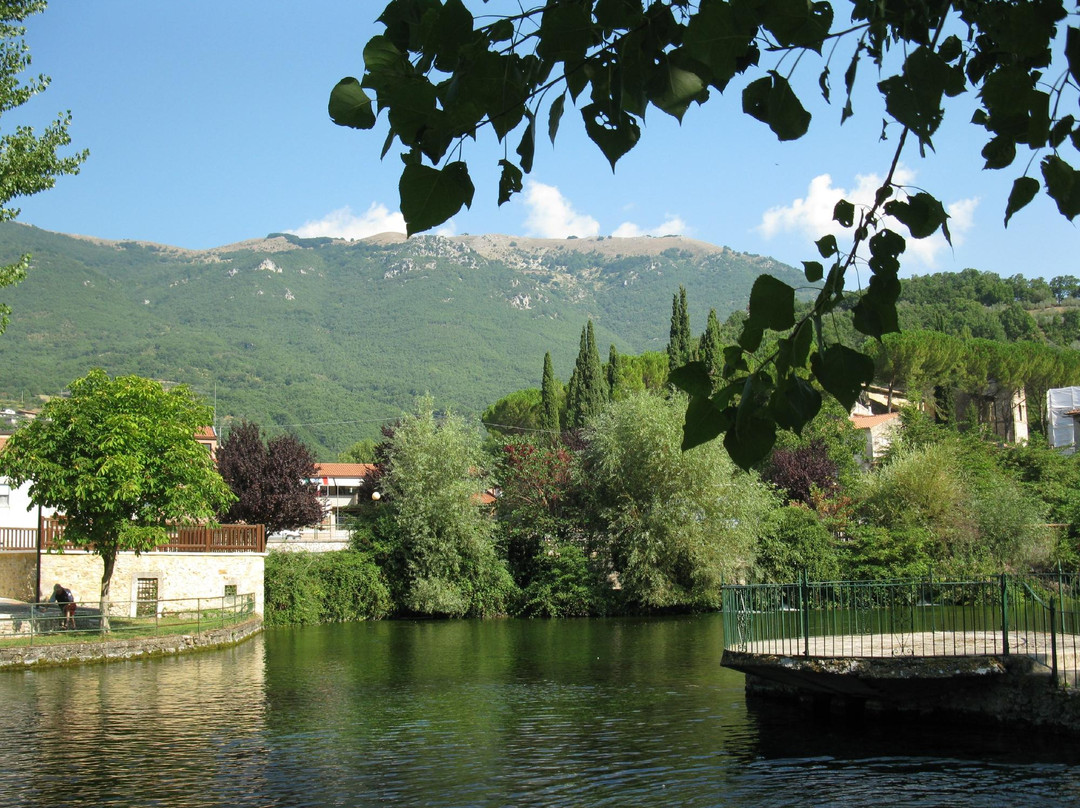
[217,421,325,535]
[764,440,840,508]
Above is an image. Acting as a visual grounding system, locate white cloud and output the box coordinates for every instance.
[613,215,690,238]
[521,181,600,238]
[757,166,978,269]
[288,203,405,239]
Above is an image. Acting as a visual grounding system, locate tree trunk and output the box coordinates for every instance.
[99,550,116,632]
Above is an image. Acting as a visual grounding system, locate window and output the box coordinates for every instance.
[136,577,158,617]
[0,484,9,508]
[224,584,237,597]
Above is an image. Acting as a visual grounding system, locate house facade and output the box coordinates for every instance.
[0,428,265,611]
[269,462,378,552]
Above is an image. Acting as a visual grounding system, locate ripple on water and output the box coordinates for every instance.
[1,619,1080,807]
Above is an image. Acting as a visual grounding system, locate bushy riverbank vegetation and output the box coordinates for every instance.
[265,395,1080,625]
[261,272,1080,625]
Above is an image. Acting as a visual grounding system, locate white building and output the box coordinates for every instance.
[269,462,378,552]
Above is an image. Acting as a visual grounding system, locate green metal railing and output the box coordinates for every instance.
[722,573,1080,687]
[0,593,256,648]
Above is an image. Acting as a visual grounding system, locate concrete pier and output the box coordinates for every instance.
[723,631,1080,734]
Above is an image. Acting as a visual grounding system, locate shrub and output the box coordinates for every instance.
[756,507,841,583]
[264,550,391,626]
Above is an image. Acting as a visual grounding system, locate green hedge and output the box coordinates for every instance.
[264,550,392,626]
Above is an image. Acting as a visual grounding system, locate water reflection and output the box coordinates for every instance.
[0,616,1078,807]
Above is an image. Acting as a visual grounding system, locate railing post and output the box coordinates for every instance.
[1000,573,1010,656]
[800,569,810,657]
[1050,595,1059,687]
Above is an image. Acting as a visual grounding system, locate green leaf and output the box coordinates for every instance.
[647,51,710,122]
[883,192,949,239]
[681,395,731,451]
[487,18,514,43]
[1066,27,1080,86]
[723,345,748,375]
[815,234,838,258]
[328,78,376,130]
[737,323,763,354]
[360,36,410,87]
[594,0,644,30]
[516,111,536,174]
[742,72,811,141]
[748,275,796,331]
[833,199,855,227]
[981,136,1017,170]
[1004,176,1040,227]
[724,408,776,470]
[399,161,475,236]
[803,261,823,283]
[581,103,641,169]
[770,375,822,433]
[537,2,592,64]
[1050,115,1075,149]
[810,344,874,410]
[760,0,833,53]
[548,94,566,145]
[497,159,523,205]
[1042,155,1080,220]
[669,361,713,399]
[682,0,756,92]
[852,273,901,338]
[429,0,475,71]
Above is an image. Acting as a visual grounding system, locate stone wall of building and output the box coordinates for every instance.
[0,552,35,600]
[1,550,264,614]
[267,539,350,553]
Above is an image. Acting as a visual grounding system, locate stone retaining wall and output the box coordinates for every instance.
[739,654,1080,736]
[1,550,265,615]
[0,617,263,670]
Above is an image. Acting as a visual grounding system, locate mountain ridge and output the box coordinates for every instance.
[0,223,802,457]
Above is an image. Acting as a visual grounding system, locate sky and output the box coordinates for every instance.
[8,1,1078,281]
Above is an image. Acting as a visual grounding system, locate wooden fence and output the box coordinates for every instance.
[0,521,265,553]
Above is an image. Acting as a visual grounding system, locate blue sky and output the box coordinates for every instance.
[9,1,1078,280]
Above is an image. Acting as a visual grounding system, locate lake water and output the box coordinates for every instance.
[2,614,1079,807]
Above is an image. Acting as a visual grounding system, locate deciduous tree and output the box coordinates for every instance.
[0,370,234,620]
[382,396,514,616]
[332,0,1080,468]
[0,0,87,332]
[583,392,777,608]
[217,421,325,537]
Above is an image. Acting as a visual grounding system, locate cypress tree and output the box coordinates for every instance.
[567,320,608,428]
[667,285,692,372]
[540,351,561,436]
[700,308,723,383]
[606,343,619,401]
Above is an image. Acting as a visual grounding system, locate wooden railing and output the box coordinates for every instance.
[0,527,37,551]
[0,521,265,553]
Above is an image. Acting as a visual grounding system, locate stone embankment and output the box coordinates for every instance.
[0,618,262,670]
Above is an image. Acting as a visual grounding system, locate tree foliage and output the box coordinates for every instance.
[582,392,777,608]
[667,285,693,373]
[334,0,1080,468]
[565,320,607,429]
[381,396,514,616]
[0,0,87,332]
[216,420,325,536]
[0,369,234,612]
[540,350,561,436]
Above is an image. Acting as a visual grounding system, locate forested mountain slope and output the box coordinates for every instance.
[0,223,799,457]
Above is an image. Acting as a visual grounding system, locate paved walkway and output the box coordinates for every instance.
[736,630,1080,685]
